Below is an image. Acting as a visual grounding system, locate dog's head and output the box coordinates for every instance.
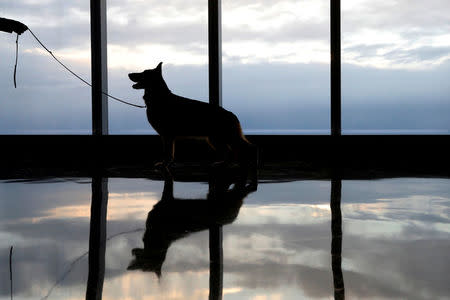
[128,62,163,90]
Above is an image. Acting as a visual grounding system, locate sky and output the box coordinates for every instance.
[0,0,449,134]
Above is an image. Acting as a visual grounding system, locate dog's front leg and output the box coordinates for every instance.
[155,136,175,168]
[161,136,175,166]
[161,166,174,200]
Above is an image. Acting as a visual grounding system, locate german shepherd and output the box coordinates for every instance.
[128,62,256,166]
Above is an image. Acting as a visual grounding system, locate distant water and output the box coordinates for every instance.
[244,129,450,135]
[2,128,449,135]
[341,129,450,135]
[243,129,330,135]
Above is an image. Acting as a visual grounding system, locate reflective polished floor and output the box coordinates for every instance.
[1,167,449,300]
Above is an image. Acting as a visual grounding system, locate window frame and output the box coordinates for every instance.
[91,0,341,136]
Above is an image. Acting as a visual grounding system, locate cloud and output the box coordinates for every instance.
[342,0,450,30]
[342,0,450,68]
[4,0,449,68]
[383,46,450,64]
[343,236,450,299]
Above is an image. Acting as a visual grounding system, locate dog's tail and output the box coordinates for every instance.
[230,113,257,164]
[236,120,251,145]
[224,110,251,145]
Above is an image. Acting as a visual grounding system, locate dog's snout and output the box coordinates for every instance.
[129,72,145,89]
[128,73,140,82]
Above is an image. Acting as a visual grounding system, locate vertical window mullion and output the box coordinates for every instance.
[90,0,108,135]
[208,0,222,107]
[331,0,341,136]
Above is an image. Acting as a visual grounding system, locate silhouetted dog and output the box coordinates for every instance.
[127,165,256,277]
[128,62,256,166]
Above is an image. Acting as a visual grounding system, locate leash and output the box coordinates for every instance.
[28,28,146,108]
[13,33,19,88]
[5,21,146,108]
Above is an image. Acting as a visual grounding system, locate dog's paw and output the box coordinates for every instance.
[155,161,176,173]
[155,160,174,167]
[247,181,258,192]
[210,161,227,169]
[154,161,165,169]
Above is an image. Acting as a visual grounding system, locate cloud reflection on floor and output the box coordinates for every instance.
[0,178,448,299]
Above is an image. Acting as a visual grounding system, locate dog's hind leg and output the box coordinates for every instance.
[246,142,258,189]
[231,138,258,189]
[230,137,254,164]
[207,136,231,167]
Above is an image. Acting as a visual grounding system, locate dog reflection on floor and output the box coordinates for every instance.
[128,166,257,277]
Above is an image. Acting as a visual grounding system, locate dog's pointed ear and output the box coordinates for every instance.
[156,62,163,72]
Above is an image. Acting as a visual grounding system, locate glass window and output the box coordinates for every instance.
[342,0,450,134]
[223,0,330,134]
[107,0,208,134]
[0,1,92,134]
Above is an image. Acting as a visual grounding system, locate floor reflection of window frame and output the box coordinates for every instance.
[209,225,223,300]
[331,178,345,299]
[83,175,344,299]
[86,176,108,300]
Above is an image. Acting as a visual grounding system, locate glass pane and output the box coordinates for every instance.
[223,0,330,134]
[107,0,208,134]
[0,1,91,134]
[342,0,450,134]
